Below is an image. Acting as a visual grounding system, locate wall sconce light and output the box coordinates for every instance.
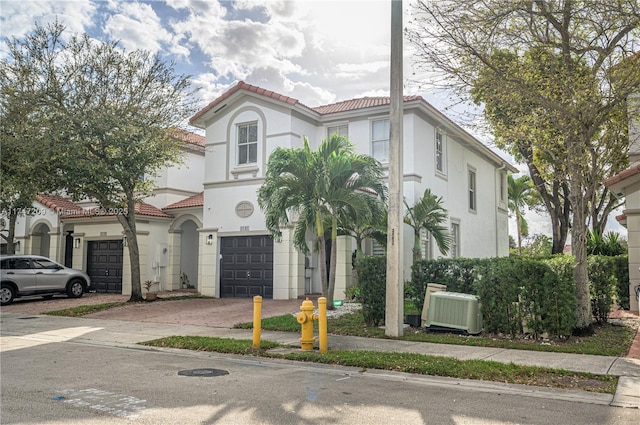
[123,236,128,247]
[14,241,20,252]
[206,234,213,245]
[74,238,80,249]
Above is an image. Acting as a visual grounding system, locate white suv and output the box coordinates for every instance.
[0,255,91,305]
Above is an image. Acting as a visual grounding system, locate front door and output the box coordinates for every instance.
[220,235,273,298]
[87,240,123,293]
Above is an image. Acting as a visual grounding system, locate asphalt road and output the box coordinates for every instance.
[1,333,638,424]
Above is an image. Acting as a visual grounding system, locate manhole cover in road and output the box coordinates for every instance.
[178,368,229,377]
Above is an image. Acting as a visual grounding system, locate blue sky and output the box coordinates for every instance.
[0,0,627,239]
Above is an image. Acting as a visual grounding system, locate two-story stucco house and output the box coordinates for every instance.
[3,129,206,295]
[190,81,517,301]
[605,90,640,314]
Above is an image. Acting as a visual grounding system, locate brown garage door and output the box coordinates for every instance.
[220,235,273,298]
[87,240,123,293]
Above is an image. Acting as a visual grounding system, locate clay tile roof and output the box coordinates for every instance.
[135,202,172,218]
[36,194,83,214]
[61,201,171,219]
[171,128,205,147]
[312,95,424,115]
[163,192,204,210]
[190,81,314,125]
[604,163,640,187]
[616,212,627,222]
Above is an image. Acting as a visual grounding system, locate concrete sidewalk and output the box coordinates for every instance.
[1,311,639,409]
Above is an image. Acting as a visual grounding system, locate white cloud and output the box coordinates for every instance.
[103,1,173,54]
[0,0,97,57]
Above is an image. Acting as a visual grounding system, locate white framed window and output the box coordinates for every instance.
[499,171,507,206]
[372,240,386,256]
[327,124,348,138]
[435,129,447,175]
[371,118,390,162]
[420,228,431,260]
[468,167,477,212]
[450,221,460,258]
[237,122,257,165]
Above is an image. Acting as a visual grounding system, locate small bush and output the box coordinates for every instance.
[611,255,630,310]
[588,256,617,324]
[355,256,387,326]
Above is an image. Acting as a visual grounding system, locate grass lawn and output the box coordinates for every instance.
[235,309,636,357]
[141,335,618,394]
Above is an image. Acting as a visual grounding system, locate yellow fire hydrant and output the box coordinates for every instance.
[296,297,328,353]
[297,298,316,350]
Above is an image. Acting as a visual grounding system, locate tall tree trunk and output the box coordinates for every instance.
[117,197,143,302]
[316,211,328,299]
[412,227,421,262]
[521,146,570,254]
[568,149,592,330]
[2,212,18,254]
[326,217,338,310]
[515,209,522,255]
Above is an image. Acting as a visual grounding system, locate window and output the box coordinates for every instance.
[2,258,31,269]
[32,258,60,269]
[499,172,507,203]
[420,229,431,260]
[371,119,390,162]
[328,124,348,138]
[468,169,477,212]
[451,222,460,258]
[435,130,446,174]
[237,122,257,165]
[372,240,386,256]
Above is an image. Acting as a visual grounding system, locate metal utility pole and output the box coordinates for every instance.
[385,0,404,337]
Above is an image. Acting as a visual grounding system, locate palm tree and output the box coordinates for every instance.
[258,135,387,307]
[403,188,450,262]
[508,175,538,255]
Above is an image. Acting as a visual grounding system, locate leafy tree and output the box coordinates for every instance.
[3,22,196,301]
[408,0,640,329]
[338,201,388,262]
[403,188,450,262]
[258,135,387,307]
[521,234,553,258]
[0,41,59,253]
[508,175,541,255]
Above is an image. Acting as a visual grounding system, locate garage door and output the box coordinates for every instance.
[220,235,273,298]
[87,240,123,293]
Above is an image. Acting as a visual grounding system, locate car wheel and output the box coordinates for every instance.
[67,279,85,298]
[1,284,16,306]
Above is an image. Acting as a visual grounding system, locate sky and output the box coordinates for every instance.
[0,0,627,240]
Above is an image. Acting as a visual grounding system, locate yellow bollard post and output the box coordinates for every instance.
[318,297,328,354]
[252,295,262,349]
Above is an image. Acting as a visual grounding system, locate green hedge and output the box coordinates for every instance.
[611,256,630,310]
[359,254,624,336]
[355,256,387,326]
[409,256,577,338]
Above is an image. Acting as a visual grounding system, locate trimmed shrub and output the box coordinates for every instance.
[588,256,617,323]
[611,255,630,310]
[355,256,387,326]
[539,256,576,338]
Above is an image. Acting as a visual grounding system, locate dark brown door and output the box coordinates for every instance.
[220,235,273,298]
[87,240,123,293]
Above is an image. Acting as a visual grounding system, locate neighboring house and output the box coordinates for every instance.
[189,81,517,300]
[2,130,205,295]
[605,91,640,314]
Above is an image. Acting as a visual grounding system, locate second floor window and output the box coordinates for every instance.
[371,119,389,162]
[435,130,445,174]
[468,169,477,212]
[328,124,348,138]
[238,123,257,165]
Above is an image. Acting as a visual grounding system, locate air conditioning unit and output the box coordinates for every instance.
[425,291,482,335]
